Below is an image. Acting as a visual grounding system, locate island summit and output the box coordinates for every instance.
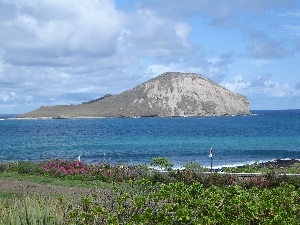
[18,72,251,118]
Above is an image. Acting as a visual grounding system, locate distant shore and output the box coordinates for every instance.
[233,158,300,169]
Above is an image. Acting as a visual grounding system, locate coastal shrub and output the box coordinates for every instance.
[287,162,300,174]
[65,181,300,224]
[171,170,293,189]
[65,179,160,224]
[1,159,300,189]
[223,160,300,174]
[147,171,175,184]
[277,175,300,189]
[236,176,271,189]
[261,171,300,189]
[41,159,149,183]
[199,173,232,187]
[170,170,236,186]
[184,161,209,172]
[262,170,281,188]
[1,159,300,224]
[150,157,174,171]
[0,162,10,173]
[170,169,199,184]
[8,161,43,175]
[222,162,268,173]
[1,180,299,224]
[42,159,89,177]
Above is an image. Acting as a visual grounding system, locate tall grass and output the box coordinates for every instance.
[0,159,299,224]
[0,195,66,225]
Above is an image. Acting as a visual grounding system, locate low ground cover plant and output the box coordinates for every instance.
[1,158,300,188]
[0,158,300,224]
[223,160,300,174]
[1,181,299,224]
[38,181,300,224]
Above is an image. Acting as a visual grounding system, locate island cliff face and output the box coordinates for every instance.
[19,72,251,118]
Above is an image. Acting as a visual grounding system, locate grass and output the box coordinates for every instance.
[0,159,299,224]
[0,159,299,190]
[0,194,66,225]
[0,191,23,199]
[0,172,114,190]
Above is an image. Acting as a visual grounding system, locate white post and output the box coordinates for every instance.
[209,148,213,172]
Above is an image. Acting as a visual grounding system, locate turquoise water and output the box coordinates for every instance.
[0,110,299,168]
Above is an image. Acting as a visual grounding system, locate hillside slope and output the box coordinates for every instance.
[19,72,251,118]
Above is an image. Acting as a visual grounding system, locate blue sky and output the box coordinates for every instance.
[0,0,299,113]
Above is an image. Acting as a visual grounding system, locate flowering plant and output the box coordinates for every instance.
[41,159,148,182]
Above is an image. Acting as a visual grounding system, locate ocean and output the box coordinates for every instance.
[0,110,299,168]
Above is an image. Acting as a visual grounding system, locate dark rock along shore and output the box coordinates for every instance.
[235,159,300,169]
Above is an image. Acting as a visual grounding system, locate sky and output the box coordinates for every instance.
[0,0,300,114]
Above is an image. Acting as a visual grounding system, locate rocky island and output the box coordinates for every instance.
[18,72,251,118]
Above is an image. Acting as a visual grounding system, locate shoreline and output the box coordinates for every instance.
[169,158,300,170]
[236,158,300,168]
[10,109,300,120]
[1,157,299,170]
[156,158,300,171]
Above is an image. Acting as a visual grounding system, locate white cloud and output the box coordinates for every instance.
[0,90,33,105]
[0,0,124,65]
[0,91,13,102]
[222,75,250,93]
[281,25,300,36]
[246,30,291,59]
[123,7,193,61]
[136,0,293,27]
[250,59,271,67]
[174,22,191,47]
[271,10,300,17]
[223,74,299,98]
[146,64,186,77]
[0,0,299,112]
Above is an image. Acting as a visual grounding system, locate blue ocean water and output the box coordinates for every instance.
[0,110,299,168]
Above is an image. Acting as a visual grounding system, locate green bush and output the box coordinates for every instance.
[1,159,300,189]
[184,161,209,172]
[8,161,43,175]
[1,158,300,224]
[0,163,10,173]
[150,157,174,171]
[65,181,300,224]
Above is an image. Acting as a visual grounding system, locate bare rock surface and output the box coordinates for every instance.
[19,72,251,118]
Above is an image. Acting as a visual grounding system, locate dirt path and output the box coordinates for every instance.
[0,178,105,199]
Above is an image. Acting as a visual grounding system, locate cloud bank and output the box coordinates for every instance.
[0,0,299,113]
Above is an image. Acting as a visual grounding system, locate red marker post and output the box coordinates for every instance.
[209,148,213,172]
